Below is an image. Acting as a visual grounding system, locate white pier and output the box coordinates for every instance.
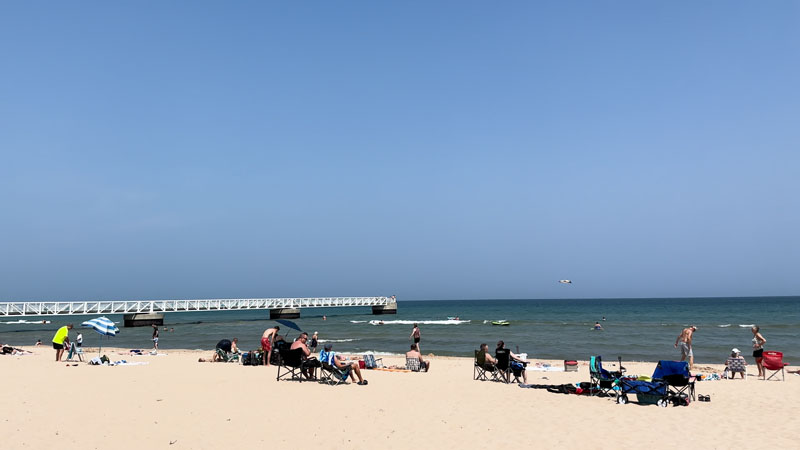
[0,297,398,326]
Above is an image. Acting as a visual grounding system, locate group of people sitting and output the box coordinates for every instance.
[477,340,529,384]
[279,331,369,385]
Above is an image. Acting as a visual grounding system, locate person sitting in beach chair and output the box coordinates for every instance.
[405,344,430,372]
[289,332,321,380]
[496,341,527,384]
[213,338,240,363]
[724,348,747,380]
[319,344,368,385]
[474,343,500,381]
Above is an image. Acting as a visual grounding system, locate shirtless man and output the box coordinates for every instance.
[290,332,320,379]
[480,343,497,366]
[675,325,697,370]
[261,326,280,366]
[405,344,430,372]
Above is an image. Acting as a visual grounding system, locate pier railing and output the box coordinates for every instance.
[0,297,392,317]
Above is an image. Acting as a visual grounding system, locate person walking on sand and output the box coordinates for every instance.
[52,324,73,362]
[410,323,421,351]
[261,326,280,366]
[152,324,159,351]
[751,326,767,378]
[675,325,697,370]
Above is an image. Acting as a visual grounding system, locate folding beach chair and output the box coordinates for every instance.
[589,356,623,396]
[762,351,788,381]
[216,348,239,363]
[276,348,307,382]
[474,350,498,381]
[363,353,383,369]
[723,357,747,380]
[75,346,85,362]
[494,349,512,383]
[319,350,350,386]
[653,360,695,404]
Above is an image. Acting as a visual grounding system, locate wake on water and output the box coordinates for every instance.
[3,320,51,324]
[366,319,470,326]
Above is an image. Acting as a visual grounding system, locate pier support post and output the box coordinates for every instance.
[270,308,301,319]
[371,301,397,315]
[123,313,164,327]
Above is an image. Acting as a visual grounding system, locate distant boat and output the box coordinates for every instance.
[559,280,572,284]
[491,320,510,326]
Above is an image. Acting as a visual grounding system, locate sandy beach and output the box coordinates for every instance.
[2,346,799,450]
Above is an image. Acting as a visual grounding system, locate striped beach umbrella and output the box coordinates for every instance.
[81,316,120,353]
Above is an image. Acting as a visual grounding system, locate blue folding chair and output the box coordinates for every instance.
[653,360,695,405]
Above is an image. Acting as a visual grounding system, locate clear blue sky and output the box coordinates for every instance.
[1,2,798,301]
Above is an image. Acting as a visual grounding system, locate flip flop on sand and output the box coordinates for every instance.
[357,380,368,385]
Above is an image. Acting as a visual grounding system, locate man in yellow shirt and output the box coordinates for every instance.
[52,324,73,362]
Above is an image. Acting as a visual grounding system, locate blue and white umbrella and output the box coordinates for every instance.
[81,316,120,353]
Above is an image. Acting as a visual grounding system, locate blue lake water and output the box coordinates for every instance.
[2,296,798,363]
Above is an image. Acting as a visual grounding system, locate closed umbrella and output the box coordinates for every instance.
[81,316,120,354]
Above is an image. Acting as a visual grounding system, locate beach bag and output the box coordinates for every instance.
[241,352,251,365]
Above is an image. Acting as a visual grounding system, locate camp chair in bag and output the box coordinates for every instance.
[589,356,623,396]
[474,350,498,381]
[762,351,788,381]
[276,348,307,382]
[216,348,239,363]
[653,360,695,404]
[494,349,513,383]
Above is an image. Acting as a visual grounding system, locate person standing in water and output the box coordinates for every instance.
[410,323,421,351]
[751,326,766,378]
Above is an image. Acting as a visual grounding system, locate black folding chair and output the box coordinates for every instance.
[494,349,512,383]
[276,348,306,382]
[474,349,499,381]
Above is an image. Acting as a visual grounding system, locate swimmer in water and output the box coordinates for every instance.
[594,322,603,330]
